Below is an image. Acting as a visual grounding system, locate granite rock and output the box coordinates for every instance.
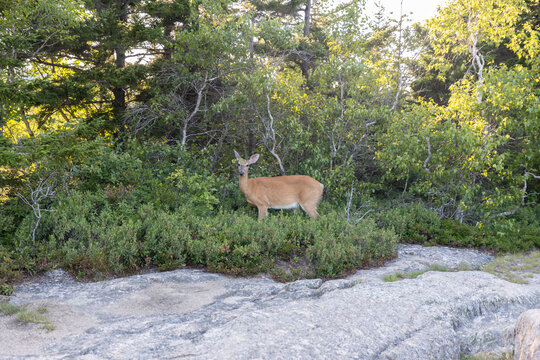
[514,309,540,360]
[1,245,538,360]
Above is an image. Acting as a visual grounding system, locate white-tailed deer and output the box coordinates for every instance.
[234,150,324,220]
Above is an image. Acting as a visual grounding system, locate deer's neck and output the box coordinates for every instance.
[238,171,250,195]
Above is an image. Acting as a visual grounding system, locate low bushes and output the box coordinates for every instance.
[5,190,398,281]
[377,202,540,252]
[185,212,397,278]
[3,186,537,285]
[377,203,441,244]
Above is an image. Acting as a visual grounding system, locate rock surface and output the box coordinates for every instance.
[1,245,539,360]
[514,309,540,360]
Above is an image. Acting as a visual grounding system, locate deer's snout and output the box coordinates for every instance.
[236,164,247,176]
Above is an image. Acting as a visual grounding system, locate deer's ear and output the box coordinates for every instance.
[247,154,260,165]
[234,150,242,161]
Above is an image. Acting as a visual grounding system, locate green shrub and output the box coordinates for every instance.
[0,200,28,247]
[35,191,141,277]
[435,220,479,247]
[6,186,399,282]
[185,211,397,279]
[0,247,19,286]
[377,203,441,244]
[34,190,190,277]
[0,284,13,296]
[377,202,539,252]
[138,205,189,270]
[168,168,219,215]
[307,217,397,278]
[97,216,142,274]
[0,247,18,295]
[185,213,275,275]
[75,142,145,192]
[480,214,540,252]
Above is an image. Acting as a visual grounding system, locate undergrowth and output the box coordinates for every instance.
[376,202,540,252]
[1,185,538,288]
[2,190,398,282]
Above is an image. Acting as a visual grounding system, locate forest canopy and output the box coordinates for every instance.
[0,0,538,285]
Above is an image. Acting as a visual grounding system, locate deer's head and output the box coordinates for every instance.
[234,150,259,176]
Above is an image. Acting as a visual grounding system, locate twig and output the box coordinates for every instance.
[345,184,354,223]
[264,93,286,175]
[493,171,533,218]
[423,136,431,172]
[16,173,57,243]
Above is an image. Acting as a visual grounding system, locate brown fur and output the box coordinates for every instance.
[235,151,324,220]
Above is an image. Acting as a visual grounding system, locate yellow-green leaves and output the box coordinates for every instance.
[428,0,526,78]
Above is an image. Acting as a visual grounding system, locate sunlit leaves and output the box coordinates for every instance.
[378,54,539,218]
[508,21,540,64]
[427,0,527,79]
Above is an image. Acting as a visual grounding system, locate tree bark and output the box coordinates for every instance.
[112,1,129,129]
[303,0,311,37]
[300,0,312,81]
[21,113,35,138]
[391,0,404,111]
[163,23,174,60]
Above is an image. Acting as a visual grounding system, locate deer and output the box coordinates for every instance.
[234,150,324,220]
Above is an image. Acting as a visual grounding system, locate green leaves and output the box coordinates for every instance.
[378,53,539,219]
[427,0,526,74]
[169,168,219,213]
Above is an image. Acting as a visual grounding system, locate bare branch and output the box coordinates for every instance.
[264,93,286,176]
[345,184,354,223]
[493,171,531,218]
[391,0,404,111]
[16,172,57,243]
[423,136,431,172]
[30,30,60,59]
[181,74,207,147]
[344,183,374,224]
[33,58,83,72]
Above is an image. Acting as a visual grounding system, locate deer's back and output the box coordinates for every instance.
[247,175,323,206]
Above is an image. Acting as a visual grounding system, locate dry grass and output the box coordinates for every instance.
[0,301,56,331]
[483,251,540,284]
[460,352,512,360]
[382,264,452,282]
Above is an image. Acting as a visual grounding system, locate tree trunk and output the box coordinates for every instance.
[163,23,174,60]
[303,0,311,37]
[21,113,35,138]
[391,0,404,111]
[113,45,127,114]
[112,1,129,130]
[300,0,312,81]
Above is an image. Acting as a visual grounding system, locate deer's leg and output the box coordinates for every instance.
[257,206,268,220]
[300,202,319,219]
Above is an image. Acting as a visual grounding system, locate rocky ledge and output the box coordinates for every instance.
[1,245,539,359]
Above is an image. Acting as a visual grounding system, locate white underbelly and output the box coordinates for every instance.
[270,202,299,210]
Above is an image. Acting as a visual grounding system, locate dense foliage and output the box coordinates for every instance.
[1,0,538,289]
